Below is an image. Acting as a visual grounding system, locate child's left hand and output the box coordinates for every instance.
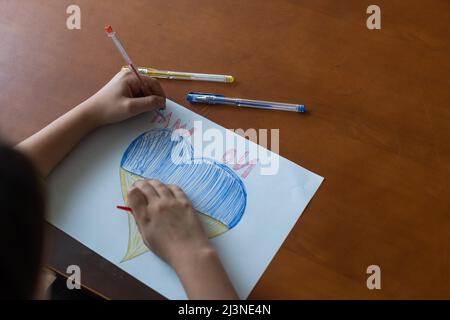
[85,69,166,126]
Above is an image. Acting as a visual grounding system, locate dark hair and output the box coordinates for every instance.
[0,143,45,299]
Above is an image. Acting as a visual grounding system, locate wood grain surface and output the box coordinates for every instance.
[0,0,449,299]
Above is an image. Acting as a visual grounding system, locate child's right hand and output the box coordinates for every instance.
[86,70,166,127]
[127,179,212,268]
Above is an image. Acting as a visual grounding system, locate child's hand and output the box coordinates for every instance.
[86,70,166,126]
[127,179,211,268]
[17,71,166,178]
[128,180,238,299]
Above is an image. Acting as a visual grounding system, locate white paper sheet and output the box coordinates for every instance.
[47,100,323,299]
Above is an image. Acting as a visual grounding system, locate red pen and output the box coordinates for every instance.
[116,205,133,213]
[105,25,165,120]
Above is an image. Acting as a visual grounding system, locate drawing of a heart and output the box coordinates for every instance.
[119,128,247,261]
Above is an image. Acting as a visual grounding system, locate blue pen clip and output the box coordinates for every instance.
[187,92,224,104]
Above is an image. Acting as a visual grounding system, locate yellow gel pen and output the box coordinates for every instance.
[122,66,234,83]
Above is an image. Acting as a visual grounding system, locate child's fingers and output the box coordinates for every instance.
[143,76,166,98]
[134,180,159,201]
[167,184,189,200]
[148,180,174,198]
[127,96,166,116]
[123,70,142,95]
[127,186,148,220]
[124,72,165,98]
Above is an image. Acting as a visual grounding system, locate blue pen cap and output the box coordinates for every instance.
[187,92,225,104]
[186,92,197,103]
[298,105,307,113]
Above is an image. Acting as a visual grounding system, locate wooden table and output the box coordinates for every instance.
[1,0,449,299]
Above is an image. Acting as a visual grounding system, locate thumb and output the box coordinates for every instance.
[127,95,166,116]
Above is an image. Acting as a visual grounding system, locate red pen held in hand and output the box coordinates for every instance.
[105,25,165,120]
[117,205,132,213]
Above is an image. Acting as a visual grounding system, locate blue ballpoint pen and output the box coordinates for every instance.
[186,92,306,113]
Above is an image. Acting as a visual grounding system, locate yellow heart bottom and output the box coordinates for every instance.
[119,168,229,262]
